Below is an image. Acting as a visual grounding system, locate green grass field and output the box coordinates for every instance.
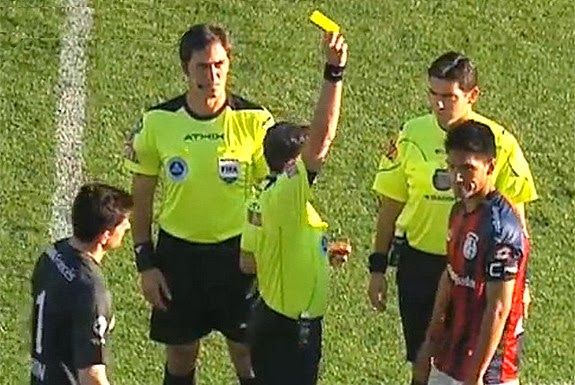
[2,1,575,384]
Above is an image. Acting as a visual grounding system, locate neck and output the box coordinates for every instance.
[463,184,494,213]
[185,90,226,118]
[68,237,104,264]
[445,109,474,130]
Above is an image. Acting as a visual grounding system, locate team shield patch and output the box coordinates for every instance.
[218,158,240,183]
[166,157,189,182]
[463,232,479,260]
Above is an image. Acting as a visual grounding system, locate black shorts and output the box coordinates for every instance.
[396,242,446,363]
[149,229,255,345]
[248,300,322,385]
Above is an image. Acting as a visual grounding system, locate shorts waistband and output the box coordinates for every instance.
[401,239,445,260]
[259,299,323,323]
[158,228,240,249]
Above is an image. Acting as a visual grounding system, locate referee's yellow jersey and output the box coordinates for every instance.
[372,111,537,256]
[124,94,274,243]
[242,159,329,320]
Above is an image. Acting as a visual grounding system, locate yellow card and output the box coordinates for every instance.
[309,10,340,32]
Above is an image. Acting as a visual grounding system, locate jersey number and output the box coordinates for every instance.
[34,290,46,354]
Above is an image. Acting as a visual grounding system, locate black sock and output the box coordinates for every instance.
[163,364,196,385]
[238,375,258,385]
[410,379,426,385]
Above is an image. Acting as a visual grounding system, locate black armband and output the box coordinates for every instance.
[368,252,388,274]
[134,240,155,272]
[323,63,345,82]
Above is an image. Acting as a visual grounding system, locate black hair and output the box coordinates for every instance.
[263,122,309,172]
[179,24,231,68]
[428,51,478,92]
[445,120,496,159]
[72,182,133,243]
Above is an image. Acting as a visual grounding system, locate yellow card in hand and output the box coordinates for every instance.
[309,10,340,32]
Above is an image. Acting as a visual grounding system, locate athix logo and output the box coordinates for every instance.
[447,264,476,289]
[184,133,224,141]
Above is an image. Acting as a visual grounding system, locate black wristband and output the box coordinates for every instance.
[134,240,155,272]
[368,252,388,274]
[323,63,345,82]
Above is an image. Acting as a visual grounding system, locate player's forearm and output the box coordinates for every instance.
[131,174,157,244]
[467,296,512,380]
[302,79,343,172]
[426,271,451,343]
[513,202,528,233]
[78,365,110,385]
[373,197,404,254]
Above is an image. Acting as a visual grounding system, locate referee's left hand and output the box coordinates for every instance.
[323,32,348,68]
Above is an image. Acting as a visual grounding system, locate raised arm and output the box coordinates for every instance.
[301,32,348,173]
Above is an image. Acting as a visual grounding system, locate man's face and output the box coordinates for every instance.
[102,216,131,250]
[185,42,230,100]
[447,150,494,200]
[428,77,478,128]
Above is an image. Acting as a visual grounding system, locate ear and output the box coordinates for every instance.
[98,230,112,246]
[487,158,495,175]
[467,86,480,105]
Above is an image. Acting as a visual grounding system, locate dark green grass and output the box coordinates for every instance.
[2,0,575,384]
[0,3,63,384]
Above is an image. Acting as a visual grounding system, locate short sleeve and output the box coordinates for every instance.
[372,132,409,202]
[494,138,538,205]
[241,195,262,254]
[485,244,523,282]
[124,114,161,176]
[72,283,111,369]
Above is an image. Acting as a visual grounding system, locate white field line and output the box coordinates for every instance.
[50,0,93,241]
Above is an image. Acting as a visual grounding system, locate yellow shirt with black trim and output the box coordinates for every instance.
[124,93,274,243]
[246,159,330,320]
[372,112,538,256]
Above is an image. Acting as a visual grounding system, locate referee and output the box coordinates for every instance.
[367,51,537,385]
[241,32,348,385]
[124,24,274,385]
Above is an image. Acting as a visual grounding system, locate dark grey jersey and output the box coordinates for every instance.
[30,239,113,385]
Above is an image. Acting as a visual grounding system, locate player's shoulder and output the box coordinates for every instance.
[484,192,524,245]
[228,93,274,124]
[401,114,437,139]
[34,240,81,283]
[228,93,268,112]
[146,93,186,114]
[471,112,520,149]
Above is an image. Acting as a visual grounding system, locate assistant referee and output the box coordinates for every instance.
[240,32,348,385]
[367,51,538,385]
[124,24,274,385]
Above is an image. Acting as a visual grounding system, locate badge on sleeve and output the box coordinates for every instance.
[166,157,189,182]
[218,158,240,183]
[432,169,451,191]
[92,315,109,345]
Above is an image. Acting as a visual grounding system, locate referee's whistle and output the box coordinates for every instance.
[437,100,445,110]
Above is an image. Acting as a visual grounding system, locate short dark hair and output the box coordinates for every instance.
[445,120,496,159]
[263,122,309,172]
[72,183,133,243]
[428,51,477,91]
[179,24,231,66]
